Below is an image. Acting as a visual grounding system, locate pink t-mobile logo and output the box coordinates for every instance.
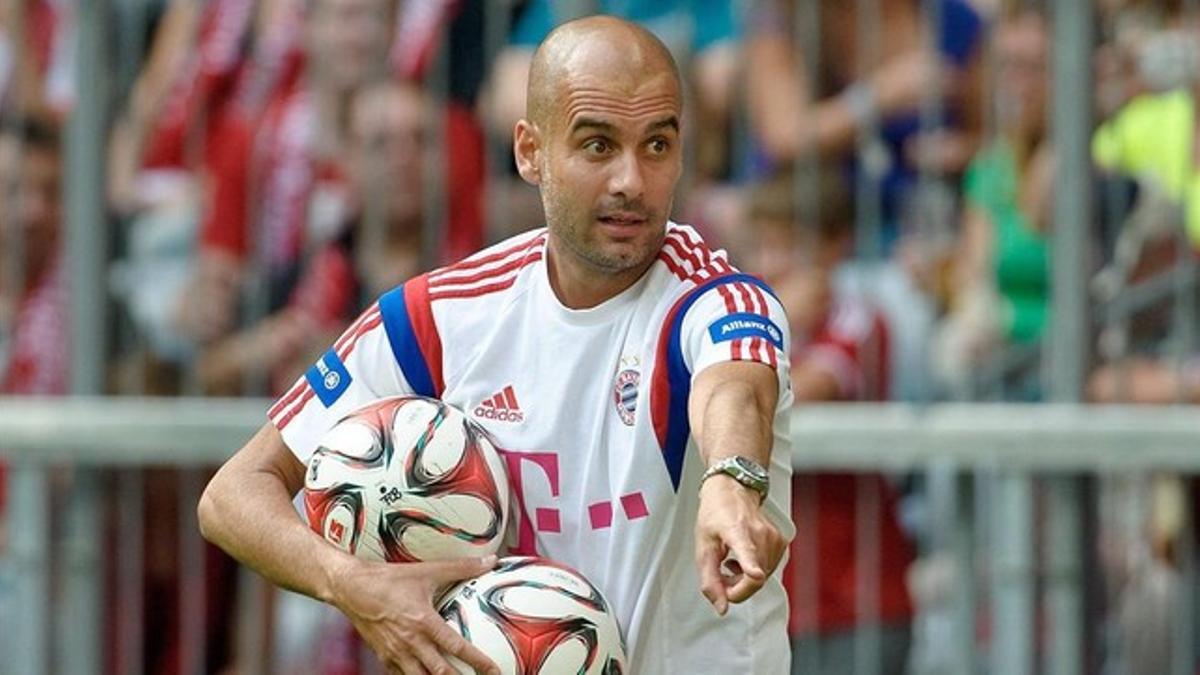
[498,450,560,555]
[498,449,650,555]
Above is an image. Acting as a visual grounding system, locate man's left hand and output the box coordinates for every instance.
[694,475,786,616]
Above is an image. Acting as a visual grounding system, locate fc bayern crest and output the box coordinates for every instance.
[613,368,640,426]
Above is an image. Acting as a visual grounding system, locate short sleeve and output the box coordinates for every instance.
[268,275,447,463]
[1091,113,1126,172]
[679,275,791,394]
[962,143,1013,212]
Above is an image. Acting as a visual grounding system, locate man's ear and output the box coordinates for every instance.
[513,119,542,186]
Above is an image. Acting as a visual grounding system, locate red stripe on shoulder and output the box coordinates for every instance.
[430,234,544,281]
[429,276,519,301]
[403,274,445,395]
[657,251,689,281]
[674,228,721,268]
[427,251,541,301]
[428,248,539,289]
[663,235,702,275]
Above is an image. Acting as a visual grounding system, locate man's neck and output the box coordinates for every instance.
[545,235,653,310]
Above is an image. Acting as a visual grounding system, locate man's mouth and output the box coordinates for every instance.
[597,213,648,227]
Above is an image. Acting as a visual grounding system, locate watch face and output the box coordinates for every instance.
[733,456,768,481]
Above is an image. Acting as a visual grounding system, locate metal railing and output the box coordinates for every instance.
[2,398,1198,675]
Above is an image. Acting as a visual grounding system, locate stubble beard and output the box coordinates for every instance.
[545,197,665,276]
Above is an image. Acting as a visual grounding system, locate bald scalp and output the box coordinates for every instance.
[526,15,682,132]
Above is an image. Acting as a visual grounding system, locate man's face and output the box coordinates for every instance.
[350,85,425,226]
[536,68,682,274]
[0,139,61,278]
[307,0,392,92]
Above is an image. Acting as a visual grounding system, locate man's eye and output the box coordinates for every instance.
[648,138,670,154]
[584,139,611,155]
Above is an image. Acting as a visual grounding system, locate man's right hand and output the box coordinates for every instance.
[331,554,502,675]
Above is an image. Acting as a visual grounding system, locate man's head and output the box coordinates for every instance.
[0,115,62,287]
[746,168,853,284]
[349,81,427,230]
[514,15,683,277]
[305,0,395,94]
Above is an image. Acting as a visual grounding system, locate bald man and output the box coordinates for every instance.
[199,16,794,674]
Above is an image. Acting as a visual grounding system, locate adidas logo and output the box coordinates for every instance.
[474,385,524,423]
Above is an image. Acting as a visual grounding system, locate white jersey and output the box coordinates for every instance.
[270,222,795,673]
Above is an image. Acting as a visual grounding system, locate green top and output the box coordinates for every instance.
[1092,89,1200,246]
[963,140,1050,343]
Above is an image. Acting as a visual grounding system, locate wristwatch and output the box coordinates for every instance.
[700,456,769,502]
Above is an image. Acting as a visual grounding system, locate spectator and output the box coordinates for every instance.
[1087,11,1200,402]
[743,0,985,196]
[0,0,74,114]
[108,0,304,218]
[932,9,1052,395]
[390,0,487,261]
[1089,356,1200,404]
[743,0,985,401]
[745,171,915,675]
[1092,22,1200,250]
[108,0,305,365]
[195,81,434,395]
[1088,354,1197,674]
[0,114,65,535]
[175,0,395,354]
[0,114,66,398]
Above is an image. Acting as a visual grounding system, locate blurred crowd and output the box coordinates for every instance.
[1,0,1199,673]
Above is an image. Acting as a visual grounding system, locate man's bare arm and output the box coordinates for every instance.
[198,423,500,674]
[197,423,346,600]
[688,361,787,616]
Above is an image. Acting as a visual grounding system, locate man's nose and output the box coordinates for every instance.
[607,151,645,200]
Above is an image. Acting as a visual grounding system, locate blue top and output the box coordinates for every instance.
[510,0,740,54]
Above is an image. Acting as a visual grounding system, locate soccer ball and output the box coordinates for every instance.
[302,396,509,562]
[438,557,628,674]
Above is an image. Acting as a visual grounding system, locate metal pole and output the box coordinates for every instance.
[481,0,513,244]
[793,0,822,270]
[853,0,884,261]
[1048,0,1093,402]
[1044,477,1083,675]
[179,470,207,675]
[853,476,882,675]
[1042,2,1094,673]
[992,472,1034,675]
[948,465,977,675]
[1,0,41,671]
[236,568,269,675]
[116,470,145,675]
[1172,480,1195,675]
[60,0,113,672]
[792,476,821,673]
[7,465,51,675]
[422,22,450,270]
